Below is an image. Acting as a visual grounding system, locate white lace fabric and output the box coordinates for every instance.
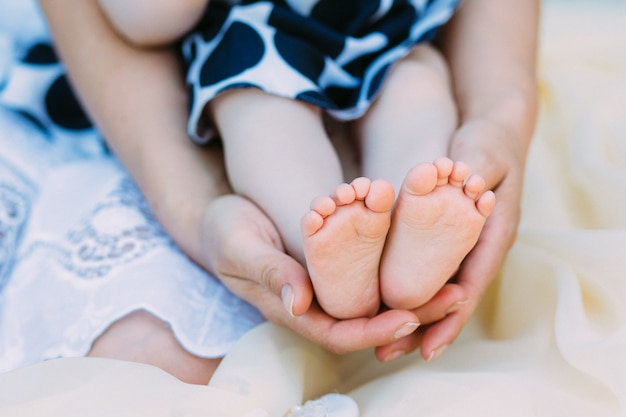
[0,2,264,370]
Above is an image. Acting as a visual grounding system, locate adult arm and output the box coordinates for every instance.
[376,0,540,361]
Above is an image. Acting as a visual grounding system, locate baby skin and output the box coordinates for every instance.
[301,177,395,319]
[301,158,496,319]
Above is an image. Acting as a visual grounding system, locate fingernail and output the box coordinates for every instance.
[281,285,295,318]
[427,344,448,361]
[383,350,407,362]
[393,322,420,340]
[445,299,468,315]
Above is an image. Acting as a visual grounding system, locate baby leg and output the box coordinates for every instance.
[212,89,393,319]
[354,44,458,189]
[379,158,495,310]
[301,177,395,319]
[97,0,208,46]
[354,44,494,310]
[210,88,344,266]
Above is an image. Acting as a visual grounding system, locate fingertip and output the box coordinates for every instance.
[419,314,463,360]
[410,283,468,325]
[393,321,420,340]
[281,284,296,318]
[265,251,313,317]
[374,323,422,362]
[368,309,421,343]
[279,270,314,317]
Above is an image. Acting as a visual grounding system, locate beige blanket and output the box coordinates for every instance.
[1,1,625,415]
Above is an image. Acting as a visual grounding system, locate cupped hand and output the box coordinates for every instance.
[375,119,529,362]
[200,194,422,355]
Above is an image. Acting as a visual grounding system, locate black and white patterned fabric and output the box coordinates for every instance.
[0,1,264,373]
[183,0,460,142]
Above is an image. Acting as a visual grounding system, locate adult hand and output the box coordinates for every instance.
[375,119,528,361]
[200,194,422,355]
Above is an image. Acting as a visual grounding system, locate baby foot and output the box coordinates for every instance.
[380,157,495,310]
[301,177,395,319]
[284,393,360,417]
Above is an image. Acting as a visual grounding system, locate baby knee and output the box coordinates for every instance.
[98,0,208,47]
[393,44,452,91]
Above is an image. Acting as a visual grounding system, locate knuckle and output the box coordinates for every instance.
[259,263,280,294]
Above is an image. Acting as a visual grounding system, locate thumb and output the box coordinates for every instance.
[203,194,315,317]
[253,245,314,317]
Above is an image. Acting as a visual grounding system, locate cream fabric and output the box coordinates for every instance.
[1,1,625,416]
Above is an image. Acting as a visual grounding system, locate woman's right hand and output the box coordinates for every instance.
[199,194,425,355]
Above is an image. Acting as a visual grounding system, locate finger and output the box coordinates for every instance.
[376,310,468,362]
[374,329,423,362]
[290,307,420,355]
[410,283,468,325]
[373,223,505,362]
[417,209,516,358]
[374,283,468,362]
[207,196,316,317]
[238,241,314,317]
[447,122,514,191]
[418,311,467,360]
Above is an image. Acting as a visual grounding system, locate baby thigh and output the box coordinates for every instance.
[355,43,458,191]
[97,0,209,46]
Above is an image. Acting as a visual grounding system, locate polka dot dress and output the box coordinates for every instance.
[182,0,460,142]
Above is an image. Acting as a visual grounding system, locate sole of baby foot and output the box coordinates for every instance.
[301,177,395,319]
[380,157,495,310]
[284,393,360,417]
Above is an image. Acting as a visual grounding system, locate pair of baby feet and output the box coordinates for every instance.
[301,157,495,319]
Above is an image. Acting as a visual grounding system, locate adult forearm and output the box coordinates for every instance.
[39,0,228,265]
[440,0,540,146]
